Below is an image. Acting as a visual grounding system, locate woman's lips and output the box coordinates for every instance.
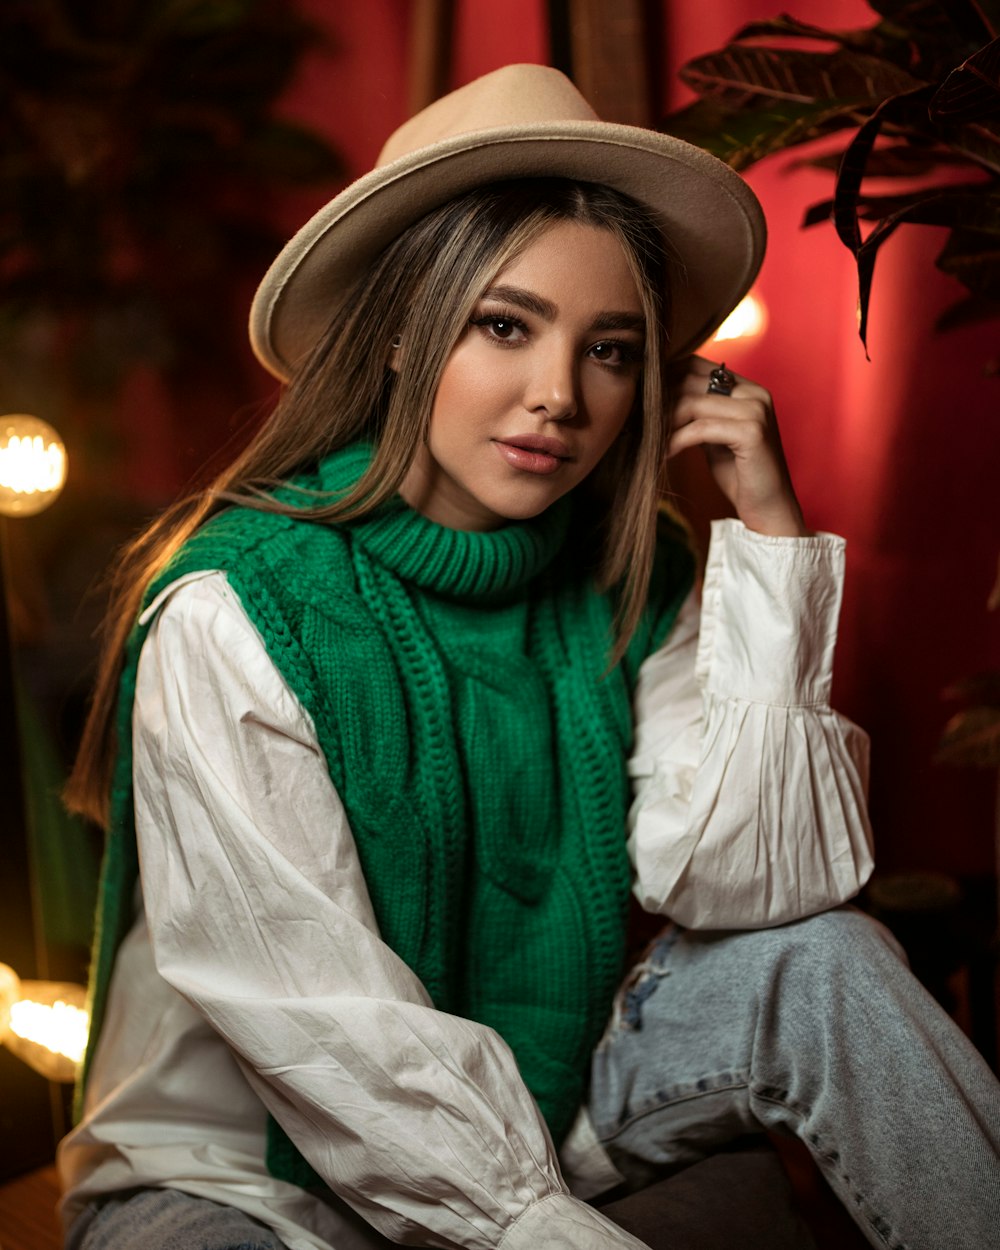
[493,436,570,476]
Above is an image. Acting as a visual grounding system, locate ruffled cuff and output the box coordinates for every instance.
[696,519,846,707]
[498,1193,650,1250]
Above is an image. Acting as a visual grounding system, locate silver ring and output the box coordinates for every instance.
[707,363,737,396]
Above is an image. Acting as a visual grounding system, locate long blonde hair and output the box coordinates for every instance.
[65,178,672,827]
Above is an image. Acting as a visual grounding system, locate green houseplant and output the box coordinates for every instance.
[0,0,341,421]
[660,0,1000,354]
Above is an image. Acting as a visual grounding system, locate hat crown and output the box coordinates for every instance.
[377,64,600,167]
[251,63,766,381]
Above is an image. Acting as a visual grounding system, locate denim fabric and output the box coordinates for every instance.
[64,908,1000,1250]
[588,908,1000,1250]
[66,1188,291,1250]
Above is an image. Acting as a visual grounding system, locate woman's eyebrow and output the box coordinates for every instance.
[483,284,557,319]
[482,285,645,334]
[591,311,646,334]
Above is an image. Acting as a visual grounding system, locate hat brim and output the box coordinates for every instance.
[250,120,766,381]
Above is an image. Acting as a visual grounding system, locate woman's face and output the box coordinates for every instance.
[399,221,646,531]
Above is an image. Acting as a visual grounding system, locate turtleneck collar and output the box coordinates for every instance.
[315,442,572,600]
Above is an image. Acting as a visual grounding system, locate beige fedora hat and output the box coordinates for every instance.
[250,63,766,381]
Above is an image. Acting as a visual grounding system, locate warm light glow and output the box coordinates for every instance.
[0,414,68,516]
[0,962,18,1032]
[0,969,89,1081]
[2,435,65,492]
[710,292,768,344]
[9,998,89,1064]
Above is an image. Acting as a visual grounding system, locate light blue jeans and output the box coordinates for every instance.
[66,909,1000,1250]
[588,907,1000,1248]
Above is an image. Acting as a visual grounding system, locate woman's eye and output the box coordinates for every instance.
[590,340,640,366]
[471,313,526,343]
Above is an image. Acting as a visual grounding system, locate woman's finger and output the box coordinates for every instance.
[671,358,770,405]
[666,413,768,459]
[669,392,771,436]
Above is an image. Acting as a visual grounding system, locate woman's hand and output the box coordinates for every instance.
[666,355,810,538]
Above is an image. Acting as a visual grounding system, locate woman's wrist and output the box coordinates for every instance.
[735,499,812,539]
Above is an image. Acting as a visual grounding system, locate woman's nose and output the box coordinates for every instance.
[524,344,577,421]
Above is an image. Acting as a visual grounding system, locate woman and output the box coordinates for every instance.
[59,66,999,1250]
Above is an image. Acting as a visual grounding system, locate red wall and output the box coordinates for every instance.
[276,1,999,878]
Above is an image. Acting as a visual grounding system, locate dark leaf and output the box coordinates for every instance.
[930,36,1000,122]
[851,189,1000,348]
[660,97,860,169]
[731,15,869,47]
[679,46,925,112]
[854,190,1000,344]
[934,289,1000,330]
[732,13,941,74]
[833,86,935,255]
[868,0,993,47]
[805,193,894,227]
[790,140,977,175]
[803,198,835,227]
[935,225,1000,298]
[940,117,1000,172]
[930,189,1000,231]
[804,182,990,227]
[936,706,1000,766]
[832,85,937,347]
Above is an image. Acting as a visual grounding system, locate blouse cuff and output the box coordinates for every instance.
[498,1193,650,1250]
[696,519,845,707]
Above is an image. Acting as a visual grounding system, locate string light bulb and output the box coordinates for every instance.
[0,414,68,517]
[0,963,89,1083]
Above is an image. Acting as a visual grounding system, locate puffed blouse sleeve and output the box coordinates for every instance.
[627,518,875,930]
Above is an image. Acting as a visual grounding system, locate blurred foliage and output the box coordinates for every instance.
[0,0,341,400]
[937,695,1000,767]
[660,0,1000,354]
[937,561,1000,768]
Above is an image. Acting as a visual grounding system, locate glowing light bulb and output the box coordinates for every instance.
[10,998,89,1064]
[0,414,68,516]
[709,292,768,345]
[0,970,89,1082]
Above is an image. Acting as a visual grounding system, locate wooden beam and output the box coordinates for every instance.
[567,0,652,126]
[407,0,455,117]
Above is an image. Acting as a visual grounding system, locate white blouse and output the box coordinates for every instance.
[59,520,874,1250]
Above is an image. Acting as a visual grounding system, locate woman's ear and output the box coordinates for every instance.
[388,334,403,372]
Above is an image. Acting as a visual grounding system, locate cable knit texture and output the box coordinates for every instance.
[79,442,693,1191]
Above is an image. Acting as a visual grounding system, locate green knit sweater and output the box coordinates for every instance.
[80,443,693,1187]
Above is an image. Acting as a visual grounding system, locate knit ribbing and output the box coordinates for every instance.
[326,445,573,599]
[79,443,694,1191]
